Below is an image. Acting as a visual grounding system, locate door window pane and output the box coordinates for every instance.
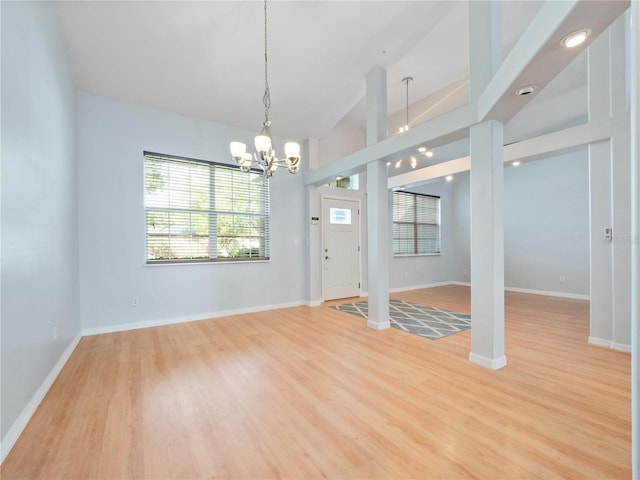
[330,207,352,225]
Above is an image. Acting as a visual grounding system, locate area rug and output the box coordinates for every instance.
[331,299,471,340]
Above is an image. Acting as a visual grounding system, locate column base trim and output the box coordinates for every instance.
[469,352,507,370]
[367,320,391,330]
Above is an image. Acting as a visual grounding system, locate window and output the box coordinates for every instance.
[392,191,440,255]
[327,174,360,190]
[329,207,352,225]
[144,152,269,264]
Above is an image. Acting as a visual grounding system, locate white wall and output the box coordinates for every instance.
[452,171,471,284]
[390,180,454,291]
[317,120,364,167]
[77,94,307,332]
[1,0,79,446]
[452,150,590,297]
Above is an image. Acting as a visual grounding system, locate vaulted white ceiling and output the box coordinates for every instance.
[55,0,546,141]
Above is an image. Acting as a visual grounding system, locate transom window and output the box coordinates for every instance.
[392,191,441,255]
[144,152,270,264]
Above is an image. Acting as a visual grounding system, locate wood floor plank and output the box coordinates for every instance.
[1,285,631,479]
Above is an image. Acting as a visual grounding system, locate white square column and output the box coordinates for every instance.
[469,120,506,369]
[468,1,505,369]
[365,66,390,330]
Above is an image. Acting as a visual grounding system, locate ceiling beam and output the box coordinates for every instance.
[387,117,626,190]
[479,0,630,123]
[303,103,476,186]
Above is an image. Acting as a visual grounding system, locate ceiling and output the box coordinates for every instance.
[55,0,547,142]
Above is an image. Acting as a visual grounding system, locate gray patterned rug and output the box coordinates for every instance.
[331,299,471,340]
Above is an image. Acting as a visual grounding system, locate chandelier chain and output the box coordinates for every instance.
[262,0,271,122]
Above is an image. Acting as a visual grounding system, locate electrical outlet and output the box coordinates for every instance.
[131,296,140,306]
[559,275,565,284]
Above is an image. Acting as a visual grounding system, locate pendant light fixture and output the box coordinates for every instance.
[229,0,300,177]
[398,76,413,133]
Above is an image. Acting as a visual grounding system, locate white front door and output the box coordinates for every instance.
[322,198,360,301]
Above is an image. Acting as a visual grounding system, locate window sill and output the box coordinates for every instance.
[393,253,441,258]
[145,259,271,266]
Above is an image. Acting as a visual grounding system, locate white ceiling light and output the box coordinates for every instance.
[410,156,417,168]
[398,76,413,133]
[562,28,591,48]
[446,175,453,182]
[395,158,403,168]
[516,85,537,96]
[229,0,300,177]
[512,161,521,166]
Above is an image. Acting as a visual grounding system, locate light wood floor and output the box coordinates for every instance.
[2,285,631,479]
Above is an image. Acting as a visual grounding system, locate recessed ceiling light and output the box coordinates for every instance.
[387,161,391,166]
[512,161,521,167]
[516,85,537,96]
[425,150,434,158]
[562,28,591,48]
[446,175,453,182]
[336,176,343,180]
[395,158,403,168]
[418,147,426,153]
[410,156,417,168]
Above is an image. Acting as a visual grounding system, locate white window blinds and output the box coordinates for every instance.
[392,191,440,255]
[144,152,270,263]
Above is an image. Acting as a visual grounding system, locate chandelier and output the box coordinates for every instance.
[229,0,300,177]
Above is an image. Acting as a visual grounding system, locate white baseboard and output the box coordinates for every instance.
[307,299,322,307]
[504,286,590,301]
[1,334,82,463]
[380,282,588,302]
[588,336,612,348]
[612,342,632,353]
[389,281,452,293]
[589,336,632,353]
[82,300,307,336]
[469,352,507,370]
